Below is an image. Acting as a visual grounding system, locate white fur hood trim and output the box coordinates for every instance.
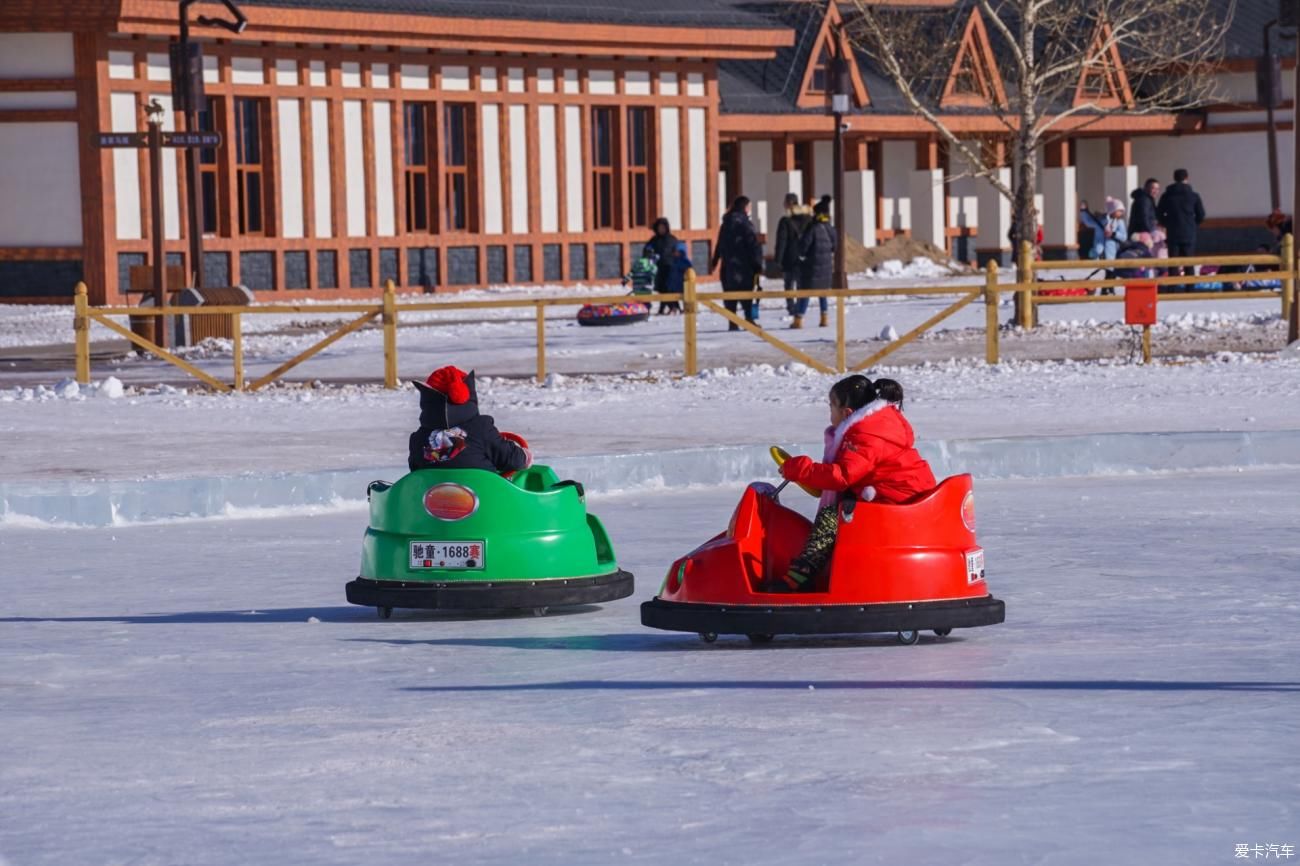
[822,398,891,462]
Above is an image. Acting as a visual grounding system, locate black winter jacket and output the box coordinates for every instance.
[1129,188,1158,235]
[1156,182,1206,243]
[407,373,528,473]
[798,217,836,290]
[644,218,678,293]
[773,208,813,272]
[710,209,763,291]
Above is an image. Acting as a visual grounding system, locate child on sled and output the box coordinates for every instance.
[775,375,935,591]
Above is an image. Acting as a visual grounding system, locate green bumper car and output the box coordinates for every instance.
[346,465,634,618]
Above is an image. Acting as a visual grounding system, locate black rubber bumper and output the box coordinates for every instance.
[347,570,634,611]
[576,313,650,327]
[640,595,1005,636]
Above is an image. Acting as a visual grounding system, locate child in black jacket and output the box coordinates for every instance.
[408,366,529,474]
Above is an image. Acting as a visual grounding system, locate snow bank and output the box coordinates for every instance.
[5,429,1298,529]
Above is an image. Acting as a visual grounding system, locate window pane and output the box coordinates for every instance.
[236,99,261,165]
[237,170,247,234]
[628,108,650,167]
[445,105,466,167]
[596,174,612,228]
[201,172,218,234]
[245,172,263,233]
[450,174,467,230]
[592,108,613,167]
[405,104,427,166]
[413,173,428,231]
[632,174,647,227]
[198,105,217,165]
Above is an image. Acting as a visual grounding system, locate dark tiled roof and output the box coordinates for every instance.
[718,0,826,113]
[718,0,1262,116]
[242,0,779,28]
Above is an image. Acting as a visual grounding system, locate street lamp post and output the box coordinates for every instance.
[829,48,851,292]
[174,0,246,289]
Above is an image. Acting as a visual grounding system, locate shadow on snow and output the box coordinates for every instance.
[0,605,601,625]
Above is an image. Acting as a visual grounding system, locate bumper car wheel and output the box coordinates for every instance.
[698,632,718,644]
[377,606,393,620]
[747,633,775,645]
[897,629,920,645]
[934,627,953,637]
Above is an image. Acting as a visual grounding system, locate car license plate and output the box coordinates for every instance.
[409,541,484,570]
[966,549,985,584]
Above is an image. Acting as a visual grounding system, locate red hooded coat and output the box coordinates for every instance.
[781,400,936,507]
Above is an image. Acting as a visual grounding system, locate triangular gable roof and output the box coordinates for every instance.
[795,0,869,109]
[1073,21,1133,109]
[940,7,1006,109]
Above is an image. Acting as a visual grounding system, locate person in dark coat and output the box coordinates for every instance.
[1266,209,1293,254]
[643,217,677,308]
[1129,178,1160,235]
[794,195,836,329]
[773,193,812,315]
[408,366,529,474]
[710,196,764,329]
[1156,169,1206,278]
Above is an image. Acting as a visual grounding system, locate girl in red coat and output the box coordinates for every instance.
[776,375,936,591]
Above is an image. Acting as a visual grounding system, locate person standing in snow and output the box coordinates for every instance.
[1156,168,1206,279]
[408,366,529,474]
[774,375,936,591]
[660,240,694,315]
[710,196,764,329]
[643,217,677,300]
[795,195,836,329]
[1129,178,1160,236]
[773,193,812,316]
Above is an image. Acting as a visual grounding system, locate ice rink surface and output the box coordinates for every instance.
[2,470,1298,865]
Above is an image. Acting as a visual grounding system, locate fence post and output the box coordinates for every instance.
[1282,232,1295,341]
[232,312,244,392]
[1017,240,1035,330]
[74,281,90,384]
[836,293,847,373]
[535,303,547,384]
[1142,324,1152,364]
[984,260,1000,365]
[683,270,698,376]
[382,279,398,389]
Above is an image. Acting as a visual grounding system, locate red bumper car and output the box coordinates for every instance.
[640,450,1005,645]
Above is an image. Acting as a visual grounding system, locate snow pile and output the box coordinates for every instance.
[1,376,130,403]
[872,257,954,279]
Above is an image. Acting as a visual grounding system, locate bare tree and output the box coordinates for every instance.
[834,0,1232,285]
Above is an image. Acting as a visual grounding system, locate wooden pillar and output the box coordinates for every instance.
[75,33,110,304]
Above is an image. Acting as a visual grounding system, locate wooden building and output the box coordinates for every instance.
[0,0,1289,303]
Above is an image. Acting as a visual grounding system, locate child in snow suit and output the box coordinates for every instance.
[660,240,694,315]
[775,375,936,591]
[408,365,530,474]
[623,255,658,295]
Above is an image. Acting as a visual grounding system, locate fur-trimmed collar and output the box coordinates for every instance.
[822,398,891,462]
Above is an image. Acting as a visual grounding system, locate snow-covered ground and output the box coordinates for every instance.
[2,470,1297,865]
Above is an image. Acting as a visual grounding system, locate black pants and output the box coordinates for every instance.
[723,292,759,321]
[1168,240,1196,279]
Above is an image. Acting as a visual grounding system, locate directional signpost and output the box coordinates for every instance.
[96,107,224,350]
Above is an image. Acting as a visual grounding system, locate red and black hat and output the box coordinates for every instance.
[416,365,473,404]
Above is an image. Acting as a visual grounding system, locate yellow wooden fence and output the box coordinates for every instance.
[70,238,1294,390]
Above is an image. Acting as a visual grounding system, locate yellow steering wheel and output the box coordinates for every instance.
[770,446,822,498]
